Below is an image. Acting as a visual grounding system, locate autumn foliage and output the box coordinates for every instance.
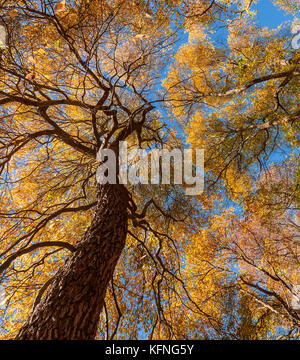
[0,0,299,339]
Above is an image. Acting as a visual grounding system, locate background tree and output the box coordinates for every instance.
[164,0,299,339]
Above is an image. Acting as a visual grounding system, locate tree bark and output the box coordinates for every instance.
[15,184,129,340]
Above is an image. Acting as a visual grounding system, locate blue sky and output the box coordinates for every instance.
[255,0,295,28]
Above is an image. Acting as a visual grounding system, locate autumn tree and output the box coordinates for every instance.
[0,0,298,340]
[164,0,299,339]
[0,0,195,339]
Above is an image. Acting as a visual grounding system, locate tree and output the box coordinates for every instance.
[164,0,299,339]
[0,0,185,339]
[165,161,299,339]
[0,0,299,340]
[1,0,237,340]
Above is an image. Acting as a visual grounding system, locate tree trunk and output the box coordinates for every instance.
[16,184,129,340]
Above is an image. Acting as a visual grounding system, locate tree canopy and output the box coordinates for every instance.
[0,0,299,340]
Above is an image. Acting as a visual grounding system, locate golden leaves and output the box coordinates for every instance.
[55,0,66,14]
[25,71,37,81]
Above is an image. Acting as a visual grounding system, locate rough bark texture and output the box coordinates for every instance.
[16,184,129,340]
